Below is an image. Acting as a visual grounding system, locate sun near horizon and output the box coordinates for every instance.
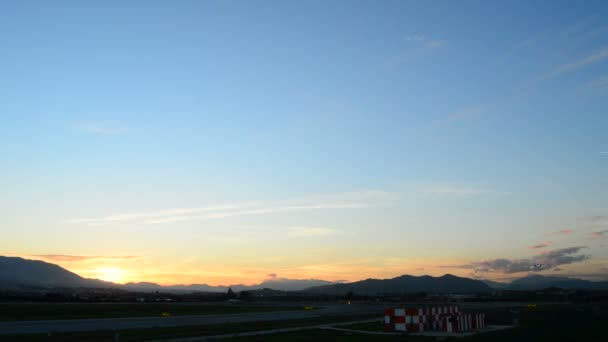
[1,0,607,287]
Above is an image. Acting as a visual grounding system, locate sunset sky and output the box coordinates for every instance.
[1,0,607,285]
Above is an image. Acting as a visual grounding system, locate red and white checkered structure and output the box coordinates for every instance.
[384,306,485,333]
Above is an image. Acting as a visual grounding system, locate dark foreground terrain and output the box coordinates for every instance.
[1,302,606,341]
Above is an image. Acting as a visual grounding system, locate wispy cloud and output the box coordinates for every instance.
[403,35,448,50]
[441,246,589,274]
[73,122,128,135]
[528,241,551,249]
[144,203,366,224]
[539,46,608,82]
[33,254,140,262]
[588,230,608,239]
[545,229,575,236]
[67,190,393,226]
[287,227,337,237]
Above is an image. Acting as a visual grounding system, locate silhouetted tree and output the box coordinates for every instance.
[226,287,236,299]
[239,290,252,301]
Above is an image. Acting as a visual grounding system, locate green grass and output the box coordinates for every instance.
[0,303,302,321]
[2,314,381,342]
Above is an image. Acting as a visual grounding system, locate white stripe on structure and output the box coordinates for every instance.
[468,314,472,331]
[384,316,390,324]
[446,317,453,333]
[406,316,412,324]
[395,323,406,332]
[395,308,405,316]
[412,316,419,324]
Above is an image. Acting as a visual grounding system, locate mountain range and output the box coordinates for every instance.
[122,277,335,292]
[0,256,111,289]
[305,274,493,295]
[1,256,607,293]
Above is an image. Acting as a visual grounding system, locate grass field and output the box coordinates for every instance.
[0,303,302,321]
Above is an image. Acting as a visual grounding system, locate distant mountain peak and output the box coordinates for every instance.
[304,273,493,295]
[0,256,113,289]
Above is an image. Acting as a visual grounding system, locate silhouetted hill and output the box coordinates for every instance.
[506,275,608,290]
[123,277,334,293]
[258,277,334,291]
[0,256,111,289]
[5,256,606,294]
[304,274,493,295]
[481,279,509,289]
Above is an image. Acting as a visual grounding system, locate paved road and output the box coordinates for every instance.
[0,304,382,335]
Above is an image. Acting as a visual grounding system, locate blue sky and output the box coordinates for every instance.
[1,1,607,284]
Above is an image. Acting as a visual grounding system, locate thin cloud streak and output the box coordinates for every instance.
[145,203,367,224]
[588,230,608,239]
[528,244,549,249]
[67,191,391,226]
[545,229,574,236]
[539,46,608,82]
[72,122,128,135]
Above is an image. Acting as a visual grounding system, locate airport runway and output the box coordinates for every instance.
[0,302,545,335]
[0,304,383,335]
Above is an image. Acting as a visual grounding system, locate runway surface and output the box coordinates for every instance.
[0,301,545,335]
[0,303,382,335]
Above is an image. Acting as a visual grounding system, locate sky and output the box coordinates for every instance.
[1,0,607,285]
